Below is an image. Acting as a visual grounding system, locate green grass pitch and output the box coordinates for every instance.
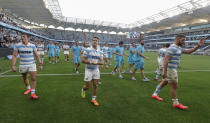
[0,51,210,123]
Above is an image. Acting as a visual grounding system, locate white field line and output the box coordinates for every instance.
[0,69,210,78]
[0,69,12,75]
[0,66,20,75]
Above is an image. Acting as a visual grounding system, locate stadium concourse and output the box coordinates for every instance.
[1,0,210,123]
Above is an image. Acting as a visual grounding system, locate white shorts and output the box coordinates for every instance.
[64,51,69,55]
[165,68,178,83]
[19,64,37,73]
[158,58,164,68]
[84,69,100,82]
[37,51,44,55]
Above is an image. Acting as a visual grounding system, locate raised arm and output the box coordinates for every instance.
[182,37,205,54]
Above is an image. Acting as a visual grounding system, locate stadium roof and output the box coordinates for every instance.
[0,0,210,33]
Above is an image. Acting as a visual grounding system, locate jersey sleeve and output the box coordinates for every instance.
[167,47,176,56]
[181,48,184,53]
[33,45,37,52]
[137,46,141,52]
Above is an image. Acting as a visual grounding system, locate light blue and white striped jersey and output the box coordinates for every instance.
[83,47,103,70]
[37,44,44,51]
[14,42,36,66]
[102,46,109,55]
[167,44,183,70]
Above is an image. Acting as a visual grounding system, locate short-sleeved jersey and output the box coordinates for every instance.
[167,44,183,70]
[47,44,55,53]
[72,45,82,57]
[102,46,109,55]
[37,44,44,51]
[14,42,36,65]
[129,46,136,58]
[114,46,124,61]
[55,45,60,52]
[63,45,70,51]
[135,44,144,62]
[108,47,113,55]
[83,47,103,70]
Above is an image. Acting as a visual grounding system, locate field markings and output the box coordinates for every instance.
[0,69,210,78]
[0,69,12,75]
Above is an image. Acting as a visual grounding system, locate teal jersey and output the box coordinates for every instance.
[72,45,82,57]
[129,46,136,58]
[135,44,144,62]
[114,46,124,61]
[47,44,55,53]
[108,47,113,55]
[55,46,60,52]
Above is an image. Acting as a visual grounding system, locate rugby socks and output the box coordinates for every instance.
[31,89,35,94]
[92,96,97,100]
[153,84,162,96]
[172,98,179,105]
[26,85,31,89]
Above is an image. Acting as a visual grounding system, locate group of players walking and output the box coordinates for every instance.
[11,33,205,110]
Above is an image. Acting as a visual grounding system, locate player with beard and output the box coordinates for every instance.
[152,35,205,110]
[132,39,150,82]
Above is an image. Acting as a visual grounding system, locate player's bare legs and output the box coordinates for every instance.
[22,73,31,95]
